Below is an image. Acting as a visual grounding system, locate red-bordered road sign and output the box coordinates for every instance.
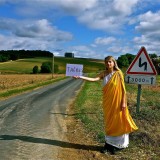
[126,47,157,75]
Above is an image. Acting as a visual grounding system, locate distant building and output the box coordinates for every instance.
[64,52,74,58]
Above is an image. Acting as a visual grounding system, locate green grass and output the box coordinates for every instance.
[73,74,160,159]
[0,57,104,74]
[0,57,51,73]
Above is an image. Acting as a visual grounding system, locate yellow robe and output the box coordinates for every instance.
[103,71,138,136]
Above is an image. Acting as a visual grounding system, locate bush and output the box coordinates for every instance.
[32,65,39,74]
[40,62,59,73]
[40,62,52,73]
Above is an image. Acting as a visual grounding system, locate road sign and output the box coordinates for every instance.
[126,47,157,113]
[126,47,157,75]
[125,74,156,85]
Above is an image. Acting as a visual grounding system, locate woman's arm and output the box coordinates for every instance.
[73,76,100,82]
[73,71,104,82]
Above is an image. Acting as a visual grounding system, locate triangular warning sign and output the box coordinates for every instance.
[126,47,157,75]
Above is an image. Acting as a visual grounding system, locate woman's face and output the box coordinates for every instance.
[105,59,115,70]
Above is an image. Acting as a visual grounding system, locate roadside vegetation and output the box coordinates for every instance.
[73,73,160,159]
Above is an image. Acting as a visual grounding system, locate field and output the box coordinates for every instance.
[0,74,66,100]
[0,56,104,99]
[0,57,104,74]
[74,74,160,159]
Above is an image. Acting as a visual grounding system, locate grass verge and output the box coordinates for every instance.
[73,74,160,159]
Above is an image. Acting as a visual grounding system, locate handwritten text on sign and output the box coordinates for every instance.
[66,64,83,76]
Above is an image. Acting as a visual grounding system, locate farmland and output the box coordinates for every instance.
[0,56,104,99]
[0,74,66,100]
[0,57,104,74]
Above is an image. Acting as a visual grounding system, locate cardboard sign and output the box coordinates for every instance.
[66,64,83,76]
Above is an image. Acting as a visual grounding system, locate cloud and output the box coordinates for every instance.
[133,10,160,54]
[0,17,73,52]
[113,0,139,16]
[95,37,116,45]
[77,0,139,32]
[136,11,160,34]
[0,18,73,41]
[52,0,97,14]
[1,0,139,33]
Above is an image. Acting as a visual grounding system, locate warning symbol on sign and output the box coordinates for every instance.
[126,47,157,75]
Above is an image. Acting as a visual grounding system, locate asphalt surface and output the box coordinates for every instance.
[0,78,83,160]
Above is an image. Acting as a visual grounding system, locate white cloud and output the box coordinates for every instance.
[113,0,139,15]
[136,11,160,33]
[0,18,73,41]
[95,37,116,45]
[0,17,73,51]
[133,10,160,55]
[77,0,139,32]
[52,0,97,14]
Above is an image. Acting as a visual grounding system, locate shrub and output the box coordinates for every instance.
[32,65,39,74]
[40,62,52,73]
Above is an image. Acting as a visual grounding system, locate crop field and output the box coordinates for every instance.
[0,74,64,90]
[0,74,65,100]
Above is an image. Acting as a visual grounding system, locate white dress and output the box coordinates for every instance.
[103,72,129,149]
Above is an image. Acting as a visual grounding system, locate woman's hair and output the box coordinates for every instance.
[104,56,120,71]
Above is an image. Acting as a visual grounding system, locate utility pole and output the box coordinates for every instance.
[52,53,54,79]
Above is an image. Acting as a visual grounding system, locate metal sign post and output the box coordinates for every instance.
[136,84,141,113]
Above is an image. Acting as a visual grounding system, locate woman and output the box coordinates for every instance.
[74,56,138,155]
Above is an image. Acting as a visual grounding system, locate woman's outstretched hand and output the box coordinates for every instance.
[73,76,80,79]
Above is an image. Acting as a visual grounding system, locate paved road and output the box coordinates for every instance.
[0,78,83,160]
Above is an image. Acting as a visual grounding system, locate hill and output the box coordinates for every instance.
[0,57,104,74]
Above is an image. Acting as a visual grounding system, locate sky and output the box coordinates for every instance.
[0,0,160,59]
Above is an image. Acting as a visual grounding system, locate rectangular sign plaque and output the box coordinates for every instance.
[125,74,156,85]
[66,64,83,76]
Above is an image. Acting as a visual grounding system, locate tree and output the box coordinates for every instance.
[125,53,135,64]
[149,53,158,59]
[117,55,129,68]
[40,62,52,73]
[32,65,39,74]
[40,62,59,73]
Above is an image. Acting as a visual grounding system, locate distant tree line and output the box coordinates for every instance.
[0,50,52,62]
